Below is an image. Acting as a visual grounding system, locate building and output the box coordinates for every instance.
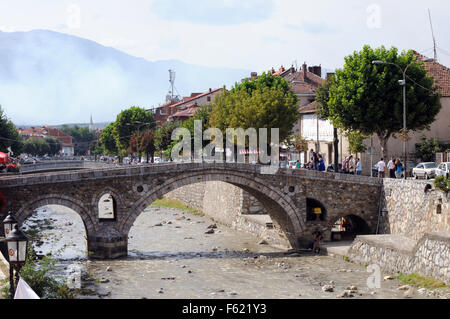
[17,126,75,156]
[168,88,222,122]
[149,88,222,125]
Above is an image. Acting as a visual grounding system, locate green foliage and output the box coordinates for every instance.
[60,125,95,155]
[345,130,369,154]
[434,176,450,193]
[100,123,118,155]
[287,134,308,153]
[154,120,182,154]
[44,137,62,155]
[23,137,55,156]
[113,106,156,153]
[396,273,448,290]
[1,246,76,299]
[151,198,204,216]
[210,73,299,143]
[0,105,23,154]
[324,45,441,157]
[414,135,443,162]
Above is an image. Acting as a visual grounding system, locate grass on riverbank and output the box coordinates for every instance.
[151,198,205,217]
[396,273,449,290]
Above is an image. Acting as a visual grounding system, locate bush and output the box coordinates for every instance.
[434,176,450,193]
[1,246,76,299]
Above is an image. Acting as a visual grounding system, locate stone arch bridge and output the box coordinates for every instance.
[0,163,382,259]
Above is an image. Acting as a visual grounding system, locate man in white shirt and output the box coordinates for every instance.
[387,157,395,178]
[377,158,386,178]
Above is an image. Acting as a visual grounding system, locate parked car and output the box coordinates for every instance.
[436,162,450,178]
[412,162,438,179]
[327,163,342,173]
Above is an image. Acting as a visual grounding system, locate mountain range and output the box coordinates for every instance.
[0,30,251,125]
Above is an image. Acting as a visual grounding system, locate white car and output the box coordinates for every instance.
[412,162,438,179]
[436,162,450,178]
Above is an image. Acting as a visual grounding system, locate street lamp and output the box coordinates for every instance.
[3,213,17,237]
[5,225,28,299]
[372,58,434,179]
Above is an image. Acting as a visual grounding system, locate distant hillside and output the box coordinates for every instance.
[15,122,111,130]
[0,30,250,125]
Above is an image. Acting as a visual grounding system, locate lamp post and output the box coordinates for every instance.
[372,58,434,179]
[3,213,17,237]
[4,225,28,299]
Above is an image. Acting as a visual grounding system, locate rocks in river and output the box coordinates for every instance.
[154,223,163,227]
[161,277,176,280]
[242,248,249,252]
[417,288,427,295]
[106,266,112,272]
[346,285,358,291]
[187,270,192,274]
[404,287,415,298]
[207,224,217,229]
[158,289,164,294]
[258,239,268,245]
[228,291,238,296]
[167,221,172,224]
[99,278,110,283]
[397,285,411,291]
[384,275,394,281]
[205,228,215,234]
[212,247,218,251]
[337,290,354,298]
[176,216,185,221]
[322,285,334,292]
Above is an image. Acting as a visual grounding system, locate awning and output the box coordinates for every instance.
[0,152,9,164]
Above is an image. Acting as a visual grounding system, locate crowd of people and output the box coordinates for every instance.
[376,157,404,179]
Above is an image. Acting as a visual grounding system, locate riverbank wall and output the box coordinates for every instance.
[348,179,450,284]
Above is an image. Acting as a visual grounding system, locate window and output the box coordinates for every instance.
[207,96,211,102]
[98,193,117,221]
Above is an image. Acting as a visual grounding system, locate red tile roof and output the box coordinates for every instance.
[414,51,450,97]
[170,88,221,109]
[18,126,73,146]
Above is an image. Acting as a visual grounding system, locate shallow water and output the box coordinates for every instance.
[23,205,444,299]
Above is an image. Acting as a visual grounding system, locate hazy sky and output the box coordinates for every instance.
[1,0,449,71]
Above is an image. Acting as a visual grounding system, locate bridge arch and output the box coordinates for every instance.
[120,169,305,249]
[15,194,96,235]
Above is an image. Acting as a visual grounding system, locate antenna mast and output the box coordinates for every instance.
[428,8,437,61]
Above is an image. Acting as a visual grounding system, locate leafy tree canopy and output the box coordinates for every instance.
[113,106,156,153]
[210,73,299,144]
[0,105,23,154]
[319,45,441,158]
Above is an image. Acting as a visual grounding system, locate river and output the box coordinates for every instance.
[21,204,446,299]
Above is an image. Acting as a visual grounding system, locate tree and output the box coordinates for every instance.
[316,77,340,171]
[287,134,308,154]
[0,105,23,154]
[210,73,299,145]
[23,138,51,156]
[345,131,369,155]
[44,137,62,155]
[100,123,118,155]
[324,45,441,159]
[113,106,156,154]
[61,125,95,155]
[154,120,182,157]
[414,135,443,162]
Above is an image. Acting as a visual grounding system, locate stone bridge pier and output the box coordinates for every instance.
[0,163,383,259]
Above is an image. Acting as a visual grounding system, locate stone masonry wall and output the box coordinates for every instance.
[348,232,450,284]
[379,179,450,239]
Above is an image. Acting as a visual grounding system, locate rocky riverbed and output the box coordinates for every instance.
[20,205,449,299]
